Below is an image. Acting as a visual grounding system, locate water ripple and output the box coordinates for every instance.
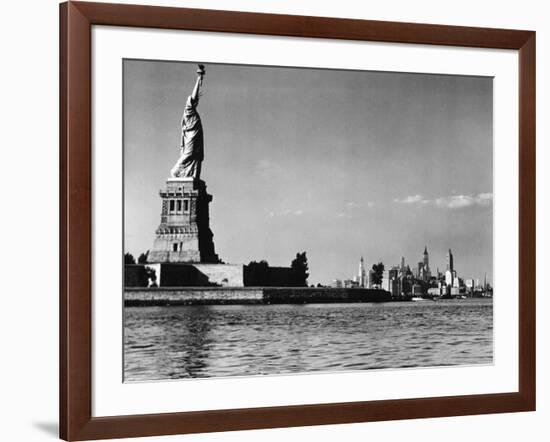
[124,299,493,381]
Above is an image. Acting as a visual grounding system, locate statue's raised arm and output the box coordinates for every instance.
[170,65,206,180]
[193,64,205,97]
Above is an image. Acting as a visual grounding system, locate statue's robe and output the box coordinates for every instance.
[170,95,204,179]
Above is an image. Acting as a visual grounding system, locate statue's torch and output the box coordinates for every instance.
[197,64,206,86]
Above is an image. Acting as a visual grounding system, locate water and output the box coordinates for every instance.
[124,299,493,382]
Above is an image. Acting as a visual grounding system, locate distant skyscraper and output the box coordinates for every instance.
[417,261,424,278]
[382,269,389,291]
[446,249,454,272]
[424,246,431,280]
[445,269,453,287]
[452,271,459,288]
[416,246,431,281]
[358,256,366,288]
[423,246,429,268]
[400,256,405,272]
[388,267,399,294]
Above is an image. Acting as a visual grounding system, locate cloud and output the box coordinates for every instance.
[337,200,375,218]
[269,209,304,217]
[434,193,493,209]
[476,193,493,204]
[394,193,493,209]
[393,194,430,205]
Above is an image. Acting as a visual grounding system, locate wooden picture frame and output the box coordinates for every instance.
[60,1,536,440]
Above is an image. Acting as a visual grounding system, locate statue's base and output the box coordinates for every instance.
[148,177,219,264]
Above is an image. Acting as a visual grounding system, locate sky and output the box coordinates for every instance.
[124,59,493,285]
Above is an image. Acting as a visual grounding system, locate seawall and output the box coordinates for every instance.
[124,287,392,306]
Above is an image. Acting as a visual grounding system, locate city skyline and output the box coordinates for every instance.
[342,245,491,289]
[124,60,493,285]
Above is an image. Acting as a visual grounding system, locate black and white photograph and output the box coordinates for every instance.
[123,59,493,382]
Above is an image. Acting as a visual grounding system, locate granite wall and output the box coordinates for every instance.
[124,287,392,305]
[125,287,263,305]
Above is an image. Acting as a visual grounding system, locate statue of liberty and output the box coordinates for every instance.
[170,64,206,179]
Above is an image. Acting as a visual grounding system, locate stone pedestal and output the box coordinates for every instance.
[148,178,219,263]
